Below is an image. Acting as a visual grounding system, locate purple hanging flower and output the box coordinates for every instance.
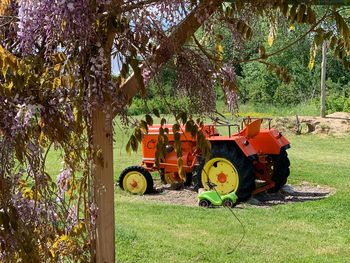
[57,167,72,198]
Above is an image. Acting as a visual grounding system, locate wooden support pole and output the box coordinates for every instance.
[320,41,327,118]
[92,106,115,263]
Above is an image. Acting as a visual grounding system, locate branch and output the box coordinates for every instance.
[113,0,223,117]
[235,8,331,65]
[192,35,221,62]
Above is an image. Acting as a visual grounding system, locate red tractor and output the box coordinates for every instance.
[118,117,290,203]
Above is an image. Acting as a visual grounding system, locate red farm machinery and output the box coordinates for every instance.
[118,117,290,203]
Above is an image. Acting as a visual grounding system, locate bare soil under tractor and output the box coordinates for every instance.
[133,181,334,208]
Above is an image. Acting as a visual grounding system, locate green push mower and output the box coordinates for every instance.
[198,182,238,208]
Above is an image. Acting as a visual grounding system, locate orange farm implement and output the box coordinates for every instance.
[118,117,290,202]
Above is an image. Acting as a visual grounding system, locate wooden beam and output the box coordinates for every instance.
[92,106,115,263]
[113,0,223,117]
[92,8,120,261]
[224,0,350,5]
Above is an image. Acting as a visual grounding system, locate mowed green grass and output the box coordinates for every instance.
[45,128,350,263]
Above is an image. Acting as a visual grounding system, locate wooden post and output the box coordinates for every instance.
[320,41,327,118]
[92,106,115,263]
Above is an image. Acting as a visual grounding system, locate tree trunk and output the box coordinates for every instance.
[320,41,327,118]
[92,106,115,263]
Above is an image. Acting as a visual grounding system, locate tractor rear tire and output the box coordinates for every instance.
[268,149,290,193]
[118,166,154,194]
[195,142,255,202]
[184,173,193,187]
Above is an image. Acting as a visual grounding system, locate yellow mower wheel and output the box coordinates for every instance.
[118,166,153,195]
[201,157,239,195]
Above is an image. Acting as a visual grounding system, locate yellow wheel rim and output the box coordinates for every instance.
[123,171,147,194]
[201,157,239,195]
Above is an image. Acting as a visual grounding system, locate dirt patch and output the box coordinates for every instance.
[133,181,334,208]
[272,112,350,136]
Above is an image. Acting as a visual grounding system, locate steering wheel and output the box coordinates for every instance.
[208,111,230,125]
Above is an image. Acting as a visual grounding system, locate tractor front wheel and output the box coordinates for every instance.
[118,166,153,195]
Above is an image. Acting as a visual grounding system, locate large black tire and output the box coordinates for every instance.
[118,166,154,194]
[195,142,255,202]
[268,149,290,193]
[184,173,193,187]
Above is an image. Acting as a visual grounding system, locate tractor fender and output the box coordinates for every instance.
[232,137,259,161]
[208,137,258,160]
[247,128,290,155]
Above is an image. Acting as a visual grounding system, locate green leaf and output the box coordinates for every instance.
[314,34,323,47]
[259,46,266,59]
[126,140,131,155]
[152,109,160,118]
[54,63,61,73]
[130,58,146,97]
[172,123,180,133]
[289,4,298,23]
[174,132,181,142]
[134,128,142,142]
[7,81,13,90]
[2,64,8,78]
[296,4,306,23]
[145,114,153,126]
[308,44,316,71]
[268,22,277,47]
[130,135,138,152]
[53,77,61,88]
[185,120,193,133]
[161,118,166,126]
[180,112,187,124]
[330,36,337,49]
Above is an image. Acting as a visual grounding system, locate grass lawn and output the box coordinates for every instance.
[114,133,350,263]
[46,126,350,262]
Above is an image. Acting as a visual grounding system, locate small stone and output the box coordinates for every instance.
[281,184,295,195]
[198,188,205,194]
[154,186,164,193]
[163,184,172,190]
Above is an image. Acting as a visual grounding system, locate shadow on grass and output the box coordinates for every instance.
[252,186,332,207]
